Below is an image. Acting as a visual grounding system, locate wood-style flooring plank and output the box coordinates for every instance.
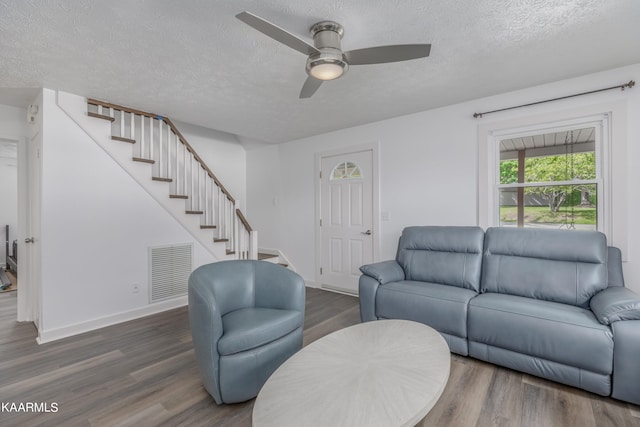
[0,287,638,427]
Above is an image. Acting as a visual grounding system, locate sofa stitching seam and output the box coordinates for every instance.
[470,304,610,331]
[379,287,474,304]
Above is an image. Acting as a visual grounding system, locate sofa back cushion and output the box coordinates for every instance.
[481,227,607,308]
[396,226,485,292]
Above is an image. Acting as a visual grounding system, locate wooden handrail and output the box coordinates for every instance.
[88,98,159,119]
[235,209,253,232]
[87,98,236,203]
[163,117,235,203]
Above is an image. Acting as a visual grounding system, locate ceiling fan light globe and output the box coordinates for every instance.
[310,62,344,80]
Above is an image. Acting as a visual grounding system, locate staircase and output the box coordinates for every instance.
[85,98,257,261]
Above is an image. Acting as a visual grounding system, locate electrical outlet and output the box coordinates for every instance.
[131,283,140,294]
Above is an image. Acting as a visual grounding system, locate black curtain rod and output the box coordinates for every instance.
[473,80,635,118]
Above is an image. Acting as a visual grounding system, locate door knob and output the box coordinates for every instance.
[361,230,372,235]
[25,237,35,243]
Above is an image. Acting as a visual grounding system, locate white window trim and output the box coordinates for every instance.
[478,102,628,259]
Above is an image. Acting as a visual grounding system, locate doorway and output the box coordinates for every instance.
[0,140,18,294]
[316,145,378,294]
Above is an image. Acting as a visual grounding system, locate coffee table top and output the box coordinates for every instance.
[252,319,450,427]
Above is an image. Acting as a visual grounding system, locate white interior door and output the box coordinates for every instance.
[17,131,41,327]
[320,150,373,294]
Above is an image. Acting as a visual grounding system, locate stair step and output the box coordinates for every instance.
[169,194,188,199]
[200,225,217,229]
[132,157,155,164]
[152,177,172,182]
[186,210,203,215]
[112,136,135,144]
[226,250,236,255]
[88,112,115,122]
[278,263,289,268]
[258,253,278,260]
[214,238,229,243]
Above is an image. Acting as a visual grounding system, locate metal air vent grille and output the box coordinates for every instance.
[149,243,193,302]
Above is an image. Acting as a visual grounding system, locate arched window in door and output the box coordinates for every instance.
[330,161,362,180]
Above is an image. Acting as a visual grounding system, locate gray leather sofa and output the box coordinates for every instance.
[189,260,305,404]
[359,226,640,405]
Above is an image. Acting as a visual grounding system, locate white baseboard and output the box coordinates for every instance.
[36,296,188,344]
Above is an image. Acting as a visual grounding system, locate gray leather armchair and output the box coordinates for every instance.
[188,260,305,404]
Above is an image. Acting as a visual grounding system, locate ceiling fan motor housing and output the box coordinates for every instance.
[306,21,349,79]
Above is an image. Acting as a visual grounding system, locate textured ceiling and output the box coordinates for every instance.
[1,0,639,144]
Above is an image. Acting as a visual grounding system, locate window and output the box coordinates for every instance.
[479,106,627,257]
[330,161,362,180]
[495,124,603,231]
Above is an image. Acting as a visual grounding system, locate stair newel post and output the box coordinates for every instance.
[235,209,257,260]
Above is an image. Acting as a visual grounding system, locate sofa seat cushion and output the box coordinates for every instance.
[468,293,613,374]
[219,308,302,356]
[376,280,477,338]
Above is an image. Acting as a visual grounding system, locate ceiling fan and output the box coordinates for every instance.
[236,11,432,98]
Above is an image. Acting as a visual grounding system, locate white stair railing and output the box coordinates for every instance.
[87,98,257,260]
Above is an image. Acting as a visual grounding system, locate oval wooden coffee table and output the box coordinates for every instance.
[252,319,450,427]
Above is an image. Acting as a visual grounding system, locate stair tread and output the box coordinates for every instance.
[258,253,278,260]
[278,263,289,268]
[200,225,217,229]
[152,177,172,182]
[186,210,203,214]
[132,157,155,164]
[88,112,115,122]
[214,238,229,242]
[226,250,236,255]
[112,136,135,144]
[169,194,188,199]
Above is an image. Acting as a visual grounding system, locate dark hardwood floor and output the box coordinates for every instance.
[0,288,638,426]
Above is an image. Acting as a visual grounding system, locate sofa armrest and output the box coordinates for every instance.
[590,287,640,325]
[359,260,405,285]
[611,320,640,405]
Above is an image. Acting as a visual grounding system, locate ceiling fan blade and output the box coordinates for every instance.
[344,44,431,65]
[236,11,320,56]
[299,76,323,98]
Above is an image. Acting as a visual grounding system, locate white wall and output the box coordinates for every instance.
[37,89,217,338]
[0,104,25,267]
[0,104,26,140]
[247,63,640,293]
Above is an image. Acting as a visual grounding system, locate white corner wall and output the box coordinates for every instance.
[0,104,24,265]
[247,63,640,293]
[37,89,220,341]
